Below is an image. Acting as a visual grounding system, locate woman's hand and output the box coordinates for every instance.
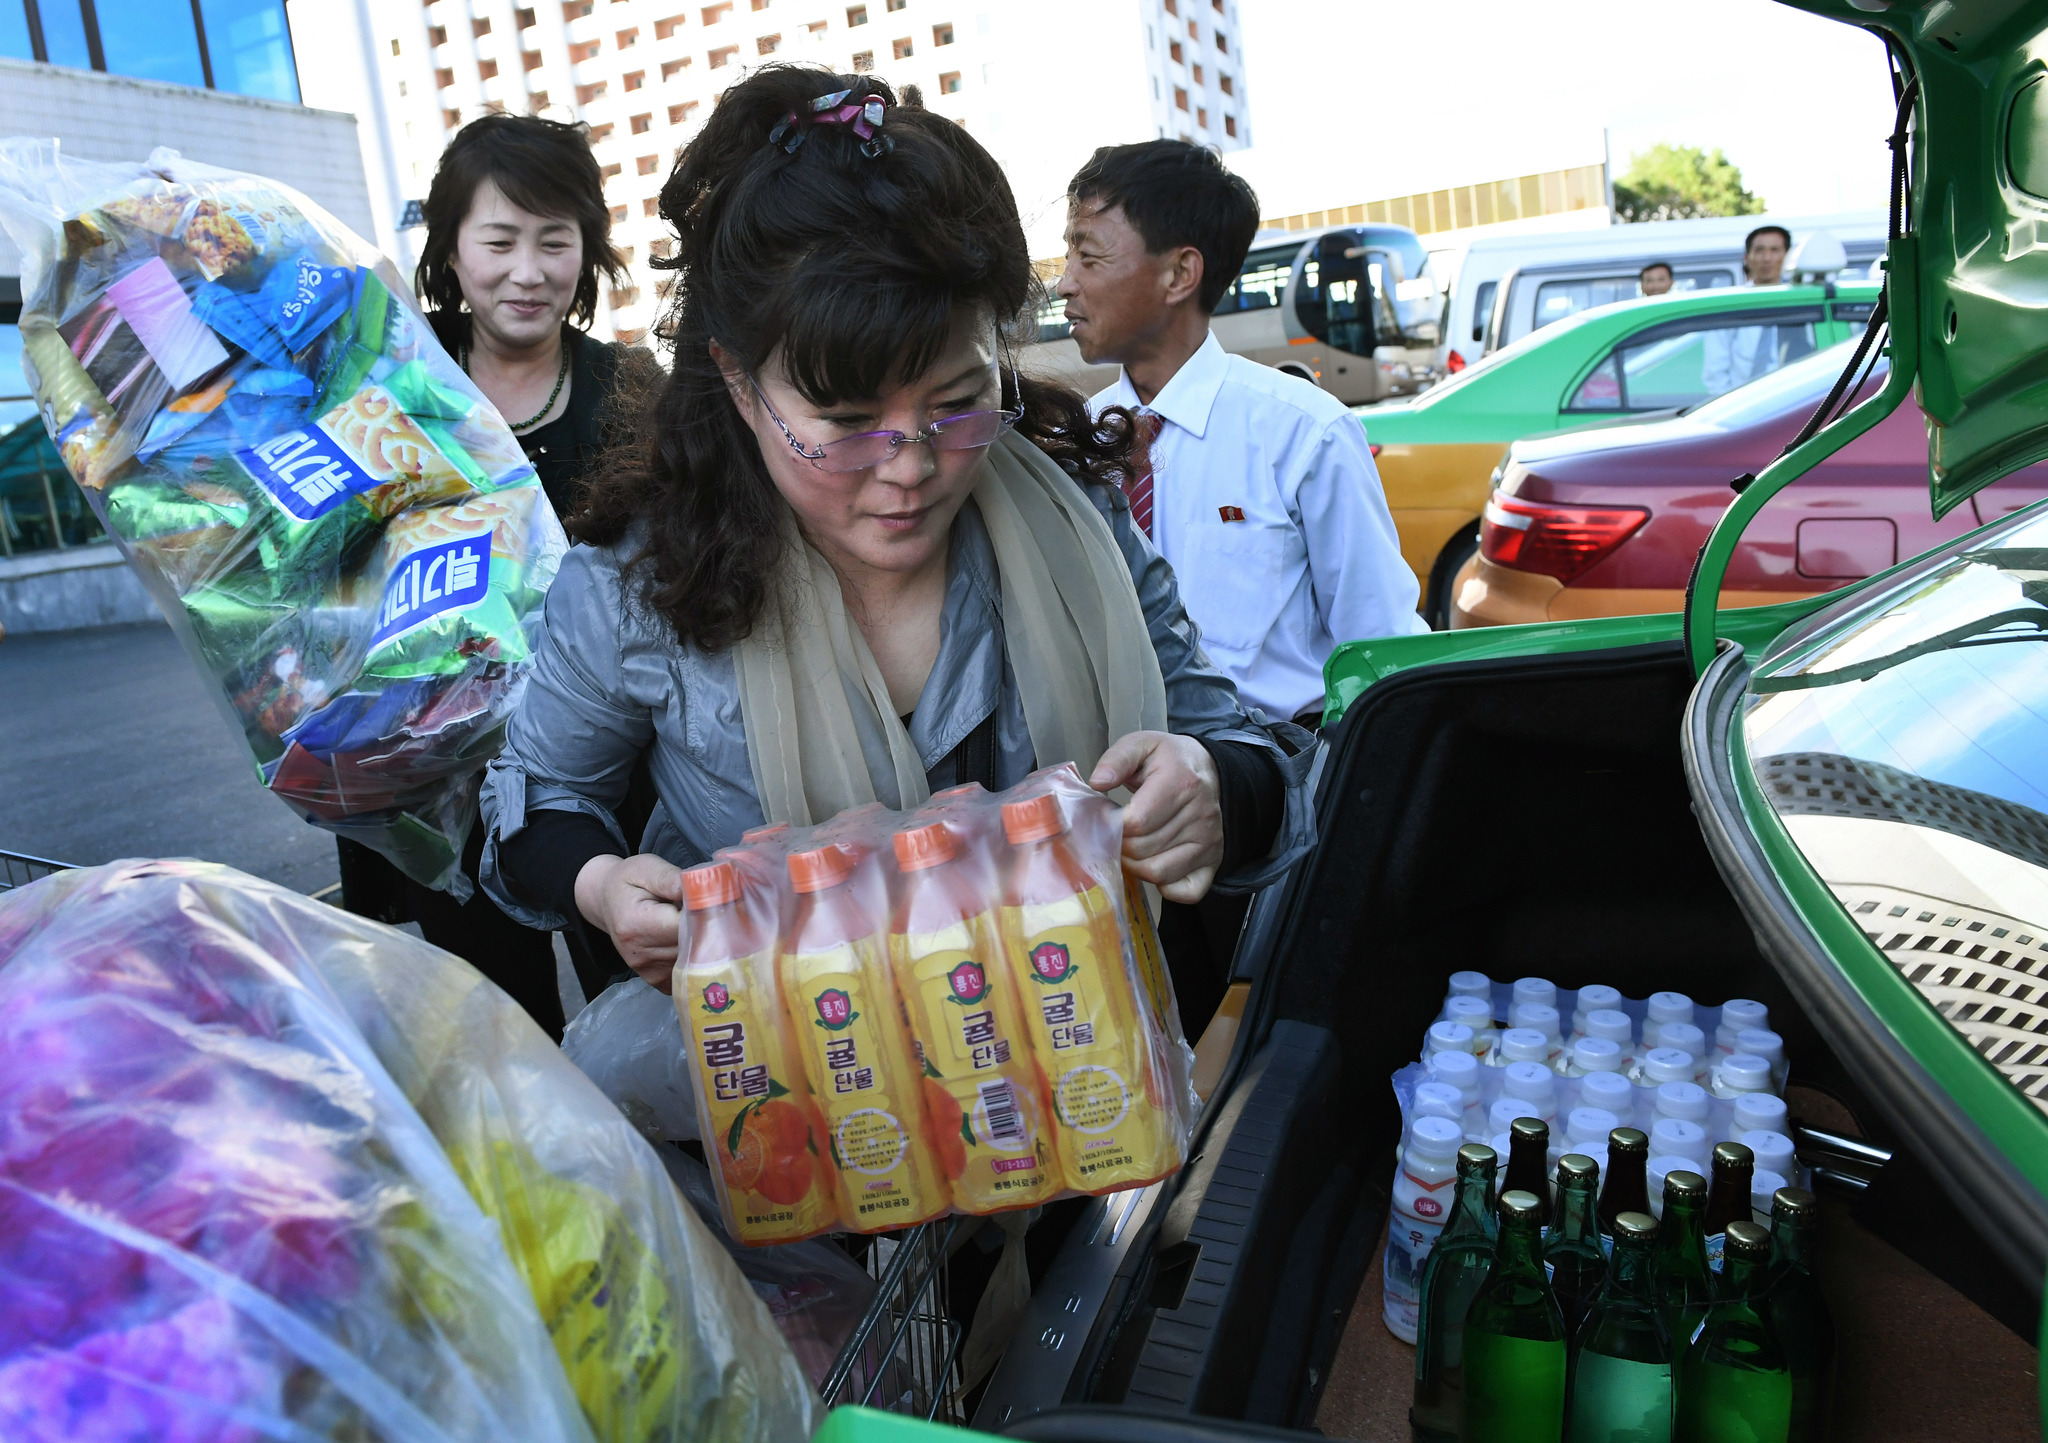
[1089,731,1224,904]
[575,852,687,991]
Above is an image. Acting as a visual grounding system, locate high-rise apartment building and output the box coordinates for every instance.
[293,0,1251,345]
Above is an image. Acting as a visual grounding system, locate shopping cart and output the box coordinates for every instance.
[821,1216,967,1422]
[0,849,70,894]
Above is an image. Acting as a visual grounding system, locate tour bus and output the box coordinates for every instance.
[1024,222,1444,406]
[1436,209,1889,372]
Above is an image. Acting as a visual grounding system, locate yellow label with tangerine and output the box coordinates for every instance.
[784,936,950,1231]
[681,946,838,1243]
[891,914,1062,1213]
[1001,887,1184,1194]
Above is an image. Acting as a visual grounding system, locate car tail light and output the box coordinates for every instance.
[1446,350,1467,373]
[1480,494,1649,584]
[1369,443,1382,458]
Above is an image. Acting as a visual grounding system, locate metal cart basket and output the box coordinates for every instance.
[821,1217,967,1423]
[0,849,70,894]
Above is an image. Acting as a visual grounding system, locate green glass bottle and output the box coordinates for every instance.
[1766,1187,1835,1443]
[1502,1116,1553,1228]
[1414,1143,1500,1442]
[1544,1153,1607,1341]
[1674,1220,1791,1443]
[1460,1189,1567,1443]
[1649,1168,1712,1352]
[1568,1211,1672,1443]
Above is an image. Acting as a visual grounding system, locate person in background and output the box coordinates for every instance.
[1056,139,1418,1000]
[1638,260,1675,297]
[1741,225,1792,286]
[337,113,654,1039]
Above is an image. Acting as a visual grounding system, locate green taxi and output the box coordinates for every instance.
[1364,281,1879,623]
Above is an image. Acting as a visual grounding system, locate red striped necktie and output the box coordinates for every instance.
[1125,411,1163,538]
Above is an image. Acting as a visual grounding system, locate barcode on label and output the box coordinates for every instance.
[979,1077,1026,1147]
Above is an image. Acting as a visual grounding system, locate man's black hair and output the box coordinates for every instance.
[1068,141,1260,313]
[1639,260,1674,279]
[1744,224,1791,254]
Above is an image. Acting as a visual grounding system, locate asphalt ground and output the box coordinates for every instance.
[0,622,341,893]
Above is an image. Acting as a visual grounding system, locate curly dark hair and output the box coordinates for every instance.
[414,113,626,330]
[576,65,1140,653]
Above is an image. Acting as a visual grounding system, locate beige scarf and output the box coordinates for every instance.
[735,431,1169,826]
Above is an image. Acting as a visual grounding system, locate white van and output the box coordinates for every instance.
[1438,209,1887,371]
[1024,222,1443,406]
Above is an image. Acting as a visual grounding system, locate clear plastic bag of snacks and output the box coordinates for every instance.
[0,141,566,893]
[0,858,819,1443]
[675,764,1200,1246]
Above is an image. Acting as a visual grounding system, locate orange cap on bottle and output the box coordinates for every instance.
[788,843,857,894]
[892,821,959,872]
[741,822,790,844]
[682,860,741,911]
[1001,792,1067,844]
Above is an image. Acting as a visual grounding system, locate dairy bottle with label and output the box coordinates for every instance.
[1383,1115,1465,1343]
[888,820,1062,1214]
[782,842,950,1232]
[678,859,840,1243]
[1713,999,1769,1055]
[1641,992,1694,1051]
[998,792,1181,1193]
[1568,984,1624,1042]
[1442,996,1498,1057]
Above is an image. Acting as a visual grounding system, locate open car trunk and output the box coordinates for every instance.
[979,640,2042,1440]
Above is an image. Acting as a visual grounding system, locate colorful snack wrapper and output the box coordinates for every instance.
[0,141,566,892]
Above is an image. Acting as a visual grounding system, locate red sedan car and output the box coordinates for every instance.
[1449,340,2048,627]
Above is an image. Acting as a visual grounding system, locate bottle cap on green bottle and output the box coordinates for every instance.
[1500,1188,1544,1222]
[1723,1219,1771,1261]
[1662,1168,1707,1203]
[1772,1185,1817,1222]
[1557,1152,1599,1186]
[1613,1210,1658,1241]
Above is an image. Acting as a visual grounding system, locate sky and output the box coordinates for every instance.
[1231,0,1899,224]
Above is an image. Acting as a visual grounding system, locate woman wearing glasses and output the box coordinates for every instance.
[479,70,1308,1030]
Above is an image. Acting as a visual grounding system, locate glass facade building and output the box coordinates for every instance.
[0,0,297,102]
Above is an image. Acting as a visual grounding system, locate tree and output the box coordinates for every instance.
[1613,144,1765,224]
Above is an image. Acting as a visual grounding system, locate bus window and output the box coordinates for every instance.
[1470,279,1497,342]
[1294,233,1376,355]
[1213,242,1297,314]
[1034,295,1073,344]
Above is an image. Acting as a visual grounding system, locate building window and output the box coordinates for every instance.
[600,161,623,180]
[474,17,492,36]
[478,57,499,78]
[565,1,594,16]
[1219,71,1232,95]
[848,3,868,22]
[390,38,401,54]
[702,2,732,21]
[398,79,408,95]
[642,196,661,215]
[939,70,960,93]
[637,154,659,174]
[623,68,644,88]
[656,13,687,37]
[656,277,676,299]
[808,20,828,39]
[523,49,543,69]
[484,98,507,114]
[709,44,738,65]
[610,204,629,222]
[1163,0,1176,12]
[530,90,549,109]
[631,111,653,132]
[1216,30,1227,51]
[892,36,911,58]
[669,100,699,123]
[886,0,906,10]
[1196,106,1206,127]
[1191,62,1201,83]
[1173,86,1187,110]
[933,22,953,44]
[617,26,638,46]
[577,79,608,102]
[589,121,615,141]
[1187,18,1198,37]
[757,32,780,53]
[436,66,455,87]
[0,330,103,558]
[518,8,538,26]
[662,56,690,77]
[428,24,448,45]
[1213,0,1223,8]
[445,107,462,127]
[852,48,873,71]
[753,0,771,8]
[1223,113,1235,137]
[615,326,647,344]
[1168,40,1180,63]
[651,237,674,257]
[570,39,600,60]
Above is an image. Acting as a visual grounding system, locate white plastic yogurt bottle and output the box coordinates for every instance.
[1582,1007,1639,1070]
[1727,1091,1790,1143]
[1569,984,1625,1040]
[1495,1027,1553,1069]
[1714,999,1769,1054]
[1502,1060,1558,1114]
[1655,1023,1710,1083]
[1741,1128,1797,1183]
[1445,970,1494,1013]
[1565,1035,1626,1079]
[1649,1117,1711,1171]
[1567,1106,1621,1154]
[1579,1068,1637,1125]
[1636,1046,1697,1088]
[1443,995,1499,1057]
[1651,1081,1710,1128]
[1643,991,1695,1051]
[1710,1052,1774,1101]
[1398,1082,1470,1164]
[1382,1115,1464,1343]
[1750,1168,1790,1225]
[1424,1020,1479,1061]
[1490,1095,1548,1137]
[1512,977,1559,1017]
[1737,1027,1788,1090]
[1509,1003,1565,1065]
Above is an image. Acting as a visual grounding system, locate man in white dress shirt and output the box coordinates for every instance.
[1703,225,1797,394]
[1057,141,1425,732]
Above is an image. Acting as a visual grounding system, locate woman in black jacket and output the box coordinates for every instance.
[337,114,653,1037]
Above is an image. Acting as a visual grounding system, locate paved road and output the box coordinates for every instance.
[0,622,341,894]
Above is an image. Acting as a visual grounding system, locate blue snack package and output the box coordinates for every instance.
[193,251,356,368]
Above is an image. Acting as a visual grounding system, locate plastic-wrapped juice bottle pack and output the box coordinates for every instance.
[679,764,1200,1245]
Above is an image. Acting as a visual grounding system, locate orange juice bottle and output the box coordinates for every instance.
[998,793,1183,1193]
[782,842,951,1232]
[678,860,838,1243]
[888,820,1063,1213]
